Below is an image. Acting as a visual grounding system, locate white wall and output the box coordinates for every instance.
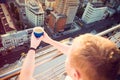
[82,3,107,24]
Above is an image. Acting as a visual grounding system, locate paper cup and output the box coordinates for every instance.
[33,27,43,38]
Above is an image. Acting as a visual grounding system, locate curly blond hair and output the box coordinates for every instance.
[69,34,120,80]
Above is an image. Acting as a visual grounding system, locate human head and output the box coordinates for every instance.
[65,34,120,80]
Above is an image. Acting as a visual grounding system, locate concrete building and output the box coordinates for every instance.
[53,0,79,24]
[82,2,107,24]
[1,29,30,49]
[46,0,79,33]
[79,0,103,7]
[15,0,27,27]
[45,0,55,10]
[63,0,79,24]
[25,0,44,27]
[47,12,67,32]
[53,0,64,14]
[0,4,16,34]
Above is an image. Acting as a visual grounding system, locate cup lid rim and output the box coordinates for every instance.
[33,27,43,31]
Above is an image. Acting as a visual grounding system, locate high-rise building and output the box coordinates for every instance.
[46,0,79,33]
[16,0,26,26]
[82,2,107,24]
[25,0,44,27]
[45,0,55,10]
[63,0,80,24]
[47,12,67,32]
[53,0,64,14]
[53,0,79,24]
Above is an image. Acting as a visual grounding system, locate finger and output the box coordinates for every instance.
[31,32,36,39]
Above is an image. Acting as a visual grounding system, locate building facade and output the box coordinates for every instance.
[25,0,44,27]
[53,0,79,24]
[1,31,28,49]
[45,0,55,10]
[0,28,33,49]
[47,12,67,32]
[82,2,107,24]
[53,0,65,14]
[63,0,79,24]
[46,0,79,33]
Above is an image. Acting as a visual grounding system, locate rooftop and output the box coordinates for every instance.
[51,11,67,20]
[1,30,27,38]
[91,3,106,8]
[27,0,44,14]
[16,0,25,6]
[0,4,16,32]
[29,0,39,8]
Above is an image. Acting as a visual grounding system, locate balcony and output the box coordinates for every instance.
[0,24,120,80]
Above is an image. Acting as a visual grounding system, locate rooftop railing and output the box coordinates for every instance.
[0,24,120,80]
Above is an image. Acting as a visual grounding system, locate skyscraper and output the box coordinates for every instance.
[53,0,79,24]
[46,0,79,33]
[53,0,65,14]
[82,2,107,24]
[45,0,55,10]
[25,0,44,27]
[63,0,80,24]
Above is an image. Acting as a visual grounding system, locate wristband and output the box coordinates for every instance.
[29,47,36,52]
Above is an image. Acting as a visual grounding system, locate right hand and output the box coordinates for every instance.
[30,33,43,49]
[42,31,52,44]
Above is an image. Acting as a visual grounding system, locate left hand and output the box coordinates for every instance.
[30,33,43,49]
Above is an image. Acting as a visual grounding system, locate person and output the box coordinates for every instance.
[19,30,120,80]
